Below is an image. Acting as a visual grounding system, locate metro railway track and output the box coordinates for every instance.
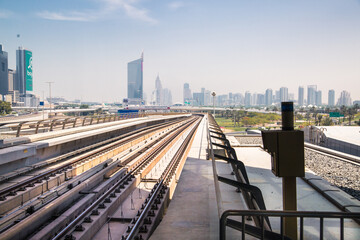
[124,116,201,240]
[0,117,187,201]
[0,119,195,237]
[36,116,201,240]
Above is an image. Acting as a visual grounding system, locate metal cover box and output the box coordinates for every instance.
[262,130,304,177]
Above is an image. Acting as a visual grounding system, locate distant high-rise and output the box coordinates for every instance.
[315,90,322,106]
[0,44,9,96]
[298,86,304,106]
[251,93,257,106]
[8,69,15,92]
[162,88,172,106]
[280,87,288,102]
[337,91,352,106]
[183,83,192,105]
[204,90,211,106]
[245,91,251,107]
[328,90,335,106]
[15,47,33,95]
[275,90,280,103]
[233,93,243,105]
[257,94,265,106]
[155,74,162,105]
[193,92,204,106]
[127,53,143,104]
[307,85,317,106]
[265,89,273,106]
[228,92,233,105]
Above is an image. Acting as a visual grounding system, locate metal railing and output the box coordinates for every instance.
[9,113,144,137]
[220,210,360,240]
[208,115,360,239]
[207,114,274,236]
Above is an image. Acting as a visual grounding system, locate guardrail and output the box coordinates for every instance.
[209,116,360,239]
[207,114,275,238]
[220,210,360,240]
[4,113,144,137]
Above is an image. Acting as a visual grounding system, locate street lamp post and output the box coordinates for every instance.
[46,82,54,118]
[211,91,216,117]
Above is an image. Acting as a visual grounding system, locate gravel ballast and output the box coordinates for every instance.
[305,149,360,201]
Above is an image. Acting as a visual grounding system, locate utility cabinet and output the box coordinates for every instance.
[261,130,304,177]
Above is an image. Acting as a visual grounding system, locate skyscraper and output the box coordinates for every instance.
[315,90,322,106]
[162,88,172,106]
[337,91,352,106]
[280,87,288,102]
[257,94,265,106]
[0,44,9,96]
[8,69,15,92]
[15,47,33,95]
[307,85,317,106]
[127,53,143,104]
[204,90,211,106]
[155,74,162,105]
[328,90,335,106]
[298,86,304,106]
[245,91,251,107]
[183,83,191,105]
[265,88,273,106]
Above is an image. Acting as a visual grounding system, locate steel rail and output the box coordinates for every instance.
[126,117,202,240]
[51,117,199,240]
[0,117,187,199]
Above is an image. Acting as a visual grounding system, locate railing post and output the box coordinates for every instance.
[16,122,26,137]
[50,119,58,131]
[35,120,44,134]
[73,117,79,128]
[220,213,227,240]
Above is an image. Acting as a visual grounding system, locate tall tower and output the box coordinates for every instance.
[245,91,251,107]
[127,53,143,104]
[307,85,317,106]
[15,47,33,95]
[265,88,273,106]
[0,44,9,96]
[280,87,288,102]
[298,86,304,106]
[337,91,352,106]
[328,90,335,106]
[315,90,322,106]
[155,74,162,105]
[183,83,191,105]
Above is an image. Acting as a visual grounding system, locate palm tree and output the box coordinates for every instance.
[340,105,347,123]
[347,107,356,126]
[317,115,323,126]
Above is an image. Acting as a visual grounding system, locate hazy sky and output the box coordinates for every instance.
[1,0,359,103]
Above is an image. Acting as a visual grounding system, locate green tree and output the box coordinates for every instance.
[322,117,333,126]
[80,104,89,109]
[312,112,318,125]
[347,107,357,126]
[317,115,323,125]
[0,101,12,115]
[340,105,347,123]
[305,112,311,124]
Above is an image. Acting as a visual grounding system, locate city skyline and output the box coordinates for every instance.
[183,83,354,108]
[1,0,359,103]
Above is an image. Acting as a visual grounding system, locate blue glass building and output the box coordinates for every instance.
[127,54,143,104]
